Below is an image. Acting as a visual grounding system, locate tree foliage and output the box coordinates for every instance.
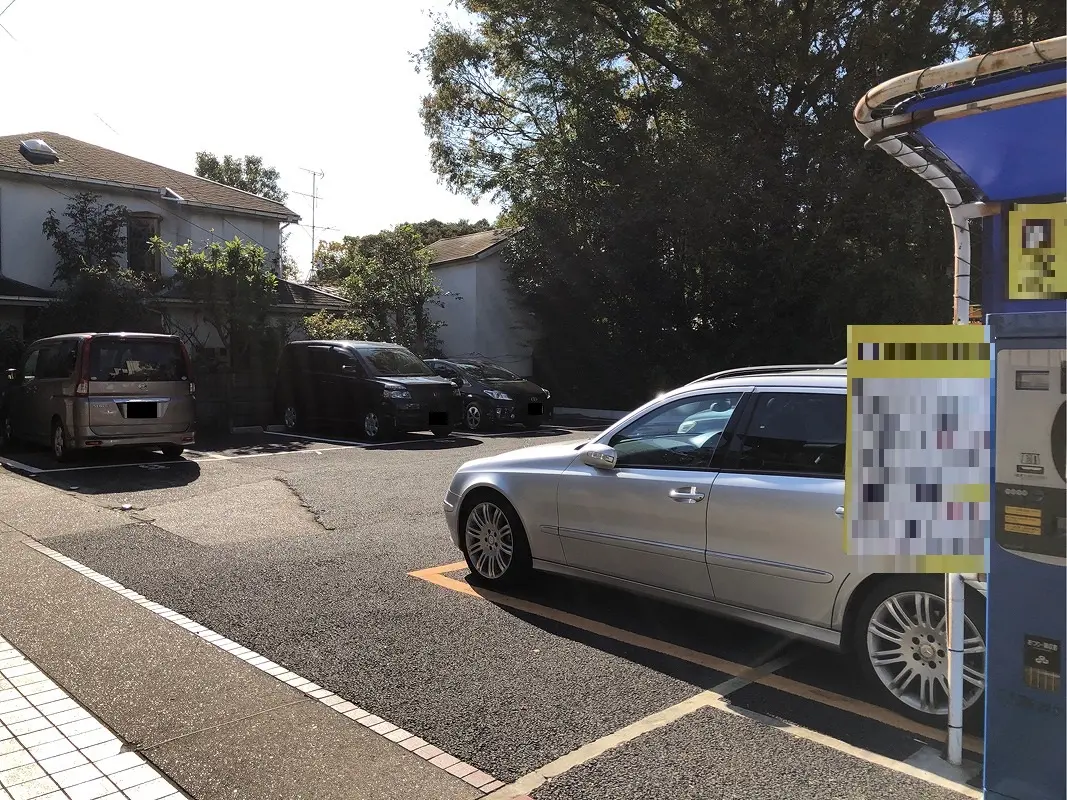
[302,310,368,341]
[36,193,159,338]
[308,224,444,355]
[417,0,1064,405]
[194,153,288,203]
[42,192,130,285]
[153,237,278,364]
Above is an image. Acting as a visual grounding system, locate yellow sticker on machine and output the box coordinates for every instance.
[1004,505,1041,518]
[1004,522,1042,536]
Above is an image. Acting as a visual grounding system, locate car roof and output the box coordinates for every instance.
[287,340,405,349]
[670,365,846,400]
[31,332,179,343]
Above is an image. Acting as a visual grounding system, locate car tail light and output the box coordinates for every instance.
[179,342,195,395]
[74,337,92,396]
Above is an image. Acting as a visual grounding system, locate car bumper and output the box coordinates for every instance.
[72,430,195,449]
[491,401,555,426]
[443,489,462,548]
[390,401,459,432]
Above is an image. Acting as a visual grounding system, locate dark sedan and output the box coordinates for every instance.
[424,358,553,432]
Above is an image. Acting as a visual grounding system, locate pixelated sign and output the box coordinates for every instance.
[845,325,991,573]
[1008,201,1067,300]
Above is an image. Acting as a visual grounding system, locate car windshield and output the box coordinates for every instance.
[359,347,435,377]
[89,339,185,382]
[455,361,520,381]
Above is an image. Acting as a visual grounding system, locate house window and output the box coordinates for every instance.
[127,214,161,275]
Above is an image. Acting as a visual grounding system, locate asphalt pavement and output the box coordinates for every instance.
[0,425,984,799]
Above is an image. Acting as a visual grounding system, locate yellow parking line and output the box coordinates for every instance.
[408,561,985,755]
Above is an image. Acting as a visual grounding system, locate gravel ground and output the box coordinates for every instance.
[29,428,976,795]
[533,706,970,800]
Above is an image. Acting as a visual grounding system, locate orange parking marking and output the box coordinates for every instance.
[409,561,985,755]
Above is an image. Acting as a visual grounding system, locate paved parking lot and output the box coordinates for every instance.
[1,425,983,799]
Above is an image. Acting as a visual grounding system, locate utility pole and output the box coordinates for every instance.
[294,167,324,273]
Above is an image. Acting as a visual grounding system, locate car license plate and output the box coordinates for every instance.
[429,411,449,426]
[126,402,158,419]
[528,402,543,416]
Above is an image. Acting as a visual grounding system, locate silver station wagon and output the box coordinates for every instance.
[443,363,988,728]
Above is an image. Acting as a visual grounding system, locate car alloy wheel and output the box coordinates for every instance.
[866,590,986,717]
[283,405,298,431]
[464,402,483,431]
[464,501,515,580]
[363,411,381,439]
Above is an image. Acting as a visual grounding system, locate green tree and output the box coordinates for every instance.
[36,193,159,337]
[153,237,278,365]
[310,225,444,355]
[302,310,367,341]
[194,153,288,203]
[417,0,1063,406]
[42,192,130,284]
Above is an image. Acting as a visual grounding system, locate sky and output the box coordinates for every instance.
[0,0,499,279]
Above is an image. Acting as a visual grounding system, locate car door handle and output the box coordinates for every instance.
[835,506,845,518]
[669,487,706,503]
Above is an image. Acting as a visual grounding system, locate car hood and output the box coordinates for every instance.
[377,375,453,388]
[459,440,587,473]
[483,379,546,396]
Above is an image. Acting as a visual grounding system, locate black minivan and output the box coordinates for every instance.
[275,341,461,440]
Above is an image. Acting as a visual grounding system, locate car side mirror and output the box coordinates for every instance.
[5,368,18,382]
[449,377,463,389]
[580,443,618,470]
[341,364,362,375]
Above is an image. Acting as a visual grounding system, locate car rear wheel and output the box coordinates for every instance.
[282,404,299,432]
[51,419,71,463]
[523,421,542,430]
[461,493,531,587]
[463,401,488,432]
[853,575,986,732]
[0,413,12,450]
[161,445,184,459]
[430,426,453,438]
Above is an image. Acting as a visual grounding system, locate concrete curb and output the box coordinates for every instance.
[555,407,627,421]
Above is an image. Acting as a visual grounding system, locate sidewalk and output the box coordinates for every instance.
[0,469,485,800]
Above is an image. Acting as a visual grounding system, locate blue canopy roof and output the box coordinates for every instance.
[900,63,1066,202]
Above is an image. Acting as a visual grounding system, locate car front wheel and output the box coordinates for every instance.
[461,493,531,587]
[362,410,393,441]
[463,401,488,432]
[853,575,986,732]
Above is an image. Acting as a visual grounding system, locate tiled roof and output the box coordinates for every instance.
[427,229,517,266]
[0,276,54,299]
[0,132,299,220]
[276,280,349,310]
[159,279,349,311]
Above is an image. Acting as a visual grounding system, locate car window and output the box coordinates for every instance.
[607,392,744,470]
[455,361,518,381]
[21,349,39,377]
[734,392,846,477]
[89,339,185,382]
[307,347,340,374]
[431,362,458,379]
[37,341,78,379]
[360,347,434,377]
[334,348,364,375]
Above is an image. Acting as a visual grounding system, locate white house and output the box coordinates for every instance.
[0,131,347,351]
[426,228,538,377]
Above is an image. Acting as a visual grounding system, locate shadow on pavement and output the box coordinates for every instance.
[33,458,202,495]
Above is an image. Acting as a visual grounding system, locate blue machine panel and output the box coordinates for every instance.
[985,311,1066,800]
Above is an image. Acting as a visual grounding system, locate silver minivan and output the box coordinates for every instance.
[0,332,196,461]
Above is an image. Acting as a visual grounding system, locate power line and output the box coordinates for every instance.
[0,0,20,17]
